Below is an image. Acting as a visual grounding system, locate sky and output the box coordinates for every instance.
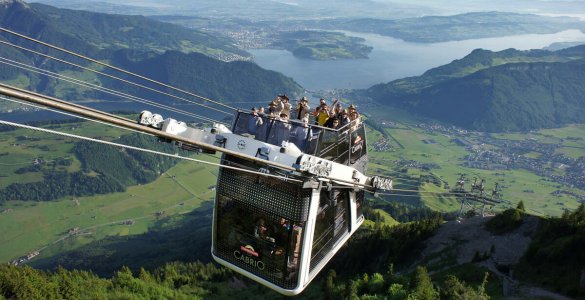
[31,0,585,19]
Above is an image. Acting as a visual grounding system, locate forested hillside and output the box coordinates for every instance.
[368,45,585,132]
[0,132,183,202]
[515,204,585,297]
[0,0,247,59]
[107,50,303,106]
[3,213,499,299]
[11,202,585,299]
[0,0,303,109]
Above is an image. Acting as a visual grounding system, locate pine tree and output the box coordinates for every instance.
[324,270,337,300]
[410,266,438,300]
[516,200,525,212]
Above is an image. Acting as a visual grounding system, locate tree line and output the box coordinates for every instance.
[1,212,496,299]
[515,203,585,297]
[0,133,185,202]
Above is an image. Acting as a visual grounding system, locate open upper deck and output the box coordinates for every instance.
[231,111,367,171]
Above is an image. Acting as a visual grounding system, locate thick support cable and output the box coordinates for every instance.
[0,79,136,126]
[0,119,302,183]
[0,40,232,116]
[0,27,238,111]
[0,96,152,136]
[0,83,296,172]
[0,83,385,191]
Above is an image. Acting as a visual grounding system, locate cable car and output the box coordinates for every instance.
[0,79,392,295]
[0,27,391,294]
[141,109,392,295]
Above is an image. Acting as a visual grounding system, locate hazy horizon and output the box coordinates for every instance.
[29,0,585,19]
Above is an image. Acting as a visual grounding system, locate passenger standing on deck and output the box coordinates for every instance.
[331,100,343,117]
[248,107,263,135]
[255,110,273,142]
[313,98,326,118]
[292,117,312,151]
[348,104,361,130]
[273,96,284,116]
[268,113,291,146]
[316,104,331,126]
[348,104,360,119]
[279,95,291,118]
[268,101,278,117]
[338,109,350,129]
[296,97,311,120]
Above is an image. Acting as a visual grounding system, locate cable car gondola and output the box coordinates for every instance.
[142,110,393,295]
[0,82,392,296]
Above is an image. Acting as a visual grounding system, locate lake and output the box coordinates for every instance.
[249,29,585,90]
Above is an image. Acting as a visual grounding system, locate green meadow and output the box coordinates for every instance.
[0,120,126,188]
[1,109,584,263]
[365,109,585,217]
[0,156,218,263]
[0,120,219,262]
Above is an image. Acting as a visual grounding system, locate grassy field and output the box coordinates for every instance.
[363,208,400,228]
[1,107,583,263]
[0,156,219,263]
[365,109,585,217]
[0,119,220,262]
[0,120,127,188]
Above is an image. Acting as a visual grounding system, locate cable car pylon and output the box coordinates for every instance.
[452,175,503,220]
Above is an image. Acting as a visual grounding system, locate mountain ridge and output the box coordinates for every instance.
[0,0,303,112]
[0,0,248,60]
[367,45,585,132]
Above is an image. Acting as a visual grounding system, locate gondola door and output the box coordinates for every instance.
[305,188,352,281]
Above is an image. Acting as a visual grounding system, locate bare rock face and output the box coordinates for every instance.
[421,215,539,269]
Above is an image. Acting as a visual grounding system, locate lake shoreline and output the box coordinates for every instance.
[250,29,585,90]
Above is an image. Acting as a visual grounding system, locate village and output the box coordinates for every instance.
[373,121,585,204]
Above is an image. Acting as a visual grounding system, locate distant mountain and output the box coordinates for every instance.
[367,45,585,132]
[329,12,585,43]
[0,0,303,113]
[107,49,304,107]
[31,0,437,20]
[0,0,248,60]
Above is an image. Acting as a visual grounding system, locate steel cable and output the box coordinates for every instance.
[0,56,226,125]
[0,40,232,116]
[0,27,238,112]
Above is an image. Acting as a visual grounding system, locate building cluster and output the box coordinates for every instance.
[10,251,40,266]
[121,219,135,225]
[394,159,440,171]
[372,138,392,152]
[463,137,584,193]
[411,121,584,202]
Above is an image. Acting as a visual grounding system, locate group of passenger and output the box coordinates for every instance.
[252,95,360,129]
[247,95,361,150]
[312,98,361,130]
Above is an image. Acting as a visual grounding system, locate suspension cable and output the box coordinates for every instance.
[0,27,238,111]
[373,191,501,204]
[0,56,226,125]
[375,193,442,198]
[0,96,152,136]
[0,40,232,116]
[0,119,302,183]
[374,187,501,198]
